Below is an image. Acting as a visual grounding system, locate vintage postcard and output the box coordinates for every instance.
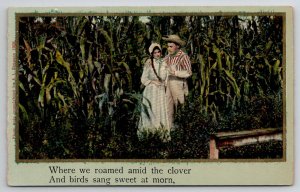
[7,6,294,186]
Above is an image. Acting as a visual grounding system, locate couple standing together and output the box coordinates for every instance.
[138,35,192,141]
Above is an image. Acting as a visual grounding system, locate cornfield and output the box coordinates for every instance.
[18,15,283,159]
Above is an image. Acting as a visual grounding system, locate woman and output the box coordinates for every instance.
[138,43,170,141]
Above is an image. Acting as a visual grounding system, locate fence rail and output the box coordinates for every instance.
[209,128,283,159]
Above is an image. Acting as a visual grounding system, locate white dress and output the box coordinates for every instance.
[138,58,170,140]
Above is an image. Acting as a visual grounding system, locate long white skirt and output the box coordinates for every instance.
[138,83,170,141]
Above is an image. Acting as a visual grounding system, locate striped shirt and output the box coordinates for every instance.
[164,50,192,72]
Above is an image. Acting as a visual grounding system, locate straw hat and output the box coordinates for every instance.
[148,43,162,54]
[162,35,186,47]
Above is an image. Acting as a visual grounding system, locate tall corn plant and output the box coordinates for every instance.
[18,15,283,159]
[180,15,283,122]
[182,16,241,121]
[19,16,150,158]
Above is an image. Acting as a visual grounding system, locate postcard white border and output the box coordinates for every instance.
[7,6,294,186]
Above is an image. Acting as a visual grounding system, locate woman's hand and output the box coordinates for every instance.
[151,80,162,86]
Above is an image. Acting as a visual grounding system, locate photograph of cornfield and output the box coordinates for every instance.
[18,14,284,160]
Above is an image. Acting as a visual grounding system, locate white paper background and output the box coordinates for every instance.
[1,0,298,191]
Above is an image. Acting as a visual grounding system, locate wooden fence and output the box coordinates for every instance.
[209,128,283,159]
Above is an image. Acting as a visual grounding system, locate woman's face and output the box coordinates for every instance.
[153,49,161,59]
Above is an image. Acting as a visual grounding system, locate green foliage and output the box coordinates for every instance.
[18,15,283,159]
[219,141,283,159]
[168,97,213,159]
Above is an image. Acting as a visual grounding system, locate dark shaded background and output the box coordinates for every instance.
[18,15,283,159]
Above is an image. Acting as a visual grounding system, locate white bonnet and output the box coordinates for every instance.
[148,43,161,54]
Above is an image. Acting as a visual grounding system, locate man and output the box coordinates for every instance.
[162,35,192,128]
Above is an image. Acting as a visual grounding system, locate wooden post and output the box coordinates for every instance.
[209,136,219,159]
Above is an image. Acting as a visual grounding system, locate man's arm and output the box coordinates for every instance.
[169,54,192,78]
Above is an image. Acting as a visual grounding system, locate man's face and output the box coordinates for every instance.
[167,42,179,55]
